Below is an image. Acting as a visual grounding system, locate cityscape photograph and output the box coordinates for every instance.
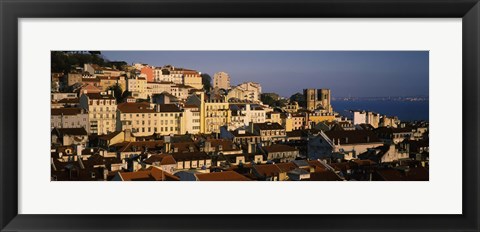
[50,51,429,181]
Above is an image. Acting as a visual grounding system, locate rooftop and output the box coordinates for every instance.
[196,171,251,181]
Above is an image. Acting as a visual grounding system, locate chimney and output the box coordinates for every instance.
[76,144,83,159]
[124,129,132,141]
[205,141,211,152]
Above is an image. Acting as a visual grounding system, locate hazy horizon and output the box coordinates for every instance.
[101,51,429,98]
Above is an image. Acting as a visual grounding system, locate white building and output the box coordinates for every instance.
[51,108,89,132]
[182,105,201,134]
[308,130,384,160]
[352,110,381,128]
[228,103,266,130]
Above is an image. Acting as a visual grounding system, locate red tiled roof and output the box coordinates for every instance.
[253,164,282,177]
[263,144,297,153]
[51,108,84,116]
[117,102,154,113]
[325,130,382,145]
[119,167,179,181]
[196,171,251,181]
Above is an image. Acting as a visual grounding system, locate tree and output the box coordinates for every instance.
[107,84,124,103]
[51,51,128,73]
[275,99,288,107]
[121,91,132,102]
[290,92,306,107]
[200,73,212,91]
[260,94,276,107]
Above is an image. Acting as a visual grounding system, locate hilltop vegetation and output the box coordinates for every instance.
[51,51,127,73]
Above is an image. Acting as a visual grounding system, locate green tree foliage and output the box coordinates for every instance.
[290,92,306,107]
[121,91,132,102]
[200,73,212,91]
[261,93,287,107]
[51,51,127,73]
[107,84,124,103]
[260,94,276,106]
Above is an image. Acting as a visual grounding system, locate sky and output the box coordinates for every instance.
[101,51,429,98]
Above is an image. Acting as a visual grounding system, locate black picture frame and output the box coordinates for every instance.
[1,0,479,231]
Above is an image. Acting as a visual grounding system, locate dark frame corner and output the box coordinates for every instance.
[1,0,479,231]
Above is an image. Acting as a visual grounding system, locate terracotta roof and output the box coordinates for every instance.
[97,76,120,80]
[143,154,176,165]
[196,171,251,181]
[325,130,382,145]
[99,131,122,140]
[263,144,298,153]
[351,159,377,166]
[171,152,209,162]
[206,139,238,152]
[183,104,199,109]
[85,154,122,168]
[275,162,297,173]
[119,167,179,181]
[253,164,283,177]
[254,122,284,131]
[308,170,343,181]
[57,98,80,104]
[307,160,327,172]
[117,102,154,113]
[170,142,199,153]
[51,108,84,116]
[82,78,100,82]
[157,104,182,112]
[330,162,356,172]
[113,141,164,153]
[84,93,115,100]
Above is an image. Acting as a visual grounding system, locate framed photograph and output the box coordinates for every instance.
[1,0,479,231]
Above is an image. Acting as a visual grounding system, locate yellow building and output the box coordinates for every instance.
[79,91,117,135]
[98,76,126,92]
[127,77,147,99]
[116,101,183,137]
[186,93,231,134]
[183,72,203,90]
[283,101,299,113]
[205,99,231,134]
[308,112,336,125]
[266,112,282,125]
[282,113,307,132]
